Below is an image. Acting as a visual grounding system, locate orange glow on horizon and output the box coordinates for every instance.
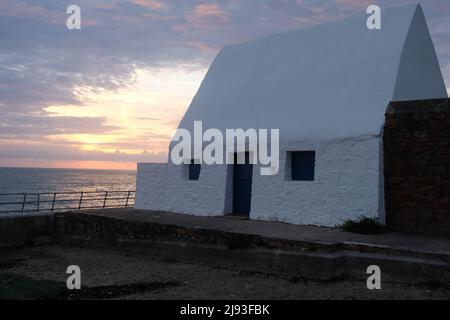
[37,65,207,168]
[0,159,137,171]
[0,66,207,170]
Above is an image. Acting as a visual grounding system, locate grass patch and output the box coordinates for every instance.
[341,216,386,235]
[0,273,66,300]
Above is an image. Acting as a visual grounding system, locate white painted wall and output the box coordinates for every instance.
[136,136,383,226]
[136,162,231,216]
[135,163,168,211]
[163,162,230,216]
[251,137,383,226]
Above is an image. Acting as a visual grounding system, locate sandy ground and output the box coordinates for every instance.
[1,244,450,300]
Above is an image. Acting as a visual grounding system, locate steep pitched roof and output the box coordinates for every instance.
[178,4,447,142]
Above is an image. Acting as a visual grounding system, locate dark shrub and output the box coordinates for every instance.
[341,216,386,235]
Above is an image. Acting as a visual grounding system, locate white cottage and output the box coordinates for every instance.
[135,4,448,226]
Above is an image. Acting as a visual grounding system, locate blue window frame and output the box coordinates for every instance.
[189,160,201,180]
[291,151,315,181]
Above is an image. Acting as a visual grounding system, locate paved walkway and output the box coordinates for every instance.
[80,208,450,257]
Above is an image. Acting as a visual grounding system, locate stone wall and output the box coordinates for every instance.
[0,213,54,247]
[384,98,450,235]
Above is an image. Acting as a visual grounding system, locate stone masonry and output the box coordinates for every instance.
[384,98,450,235]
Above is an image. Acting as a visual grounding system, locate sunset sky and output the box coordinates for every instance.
[1,0,449,170]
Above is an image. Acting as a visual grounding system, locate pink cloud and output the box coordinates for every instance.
[188,3,230,22]
[94,2,116,10]
[334,0,372,9]
[0,0,60,22]
[174,3,230,32]
[187,40,220,53]
[133,0,164,10]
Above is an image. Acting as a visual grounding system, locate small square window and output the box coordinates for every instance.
[189,160,201,180]
[291,151,315,181]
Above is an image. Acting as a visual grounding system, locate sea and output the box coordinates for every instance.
[0,167,136,214]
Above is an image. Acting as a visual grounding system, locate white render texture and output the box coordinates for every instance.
[135,4,448,226]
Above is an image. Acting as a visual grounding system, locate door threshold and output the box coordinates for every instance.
[224,213,250,220]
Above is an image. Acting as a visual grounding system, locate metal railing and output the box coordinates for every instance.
[0,190,135,214]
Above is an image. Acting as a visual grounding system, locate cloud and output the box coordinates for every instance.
[0,139,168,163]
[0,0,60,22]
[334,0,372,9]
[0,113,119,137]
[174,3,231,32]
[132,0,164,10]
[186,40,221,53]
[0,0,210,104]
[188,3,231,23]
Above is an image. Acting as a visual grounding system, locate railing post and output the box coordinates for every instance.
[21,194,27,213]
[103,191,108,208]
[78,192,84,210]
[37,194,40,212]
[125,191,130,207]
[51,193,56,211]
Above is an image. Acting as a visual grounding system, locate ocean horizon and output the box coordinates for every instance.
[0,167,136,195]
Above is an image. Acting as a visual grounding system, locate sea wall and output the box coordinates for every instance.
[384,98,450,234]
[0,213,54,247]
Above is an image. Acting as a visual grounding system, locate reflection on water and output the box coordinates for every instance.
[0,167,136,214]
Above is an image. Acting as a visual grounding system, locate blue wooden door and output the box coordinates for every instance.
[232,152,253,216]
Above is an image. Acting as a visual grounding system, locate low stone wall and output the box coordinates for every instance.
[384,98,450,235]
[57,210,450,285]
[0,213,54,247]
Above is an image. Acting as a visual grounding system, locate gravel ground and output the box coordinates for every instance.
[1,244,450,300]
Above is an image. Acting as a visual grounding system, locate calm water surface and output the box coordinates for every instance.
[0,167,136,194]
[0,167,136,213]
